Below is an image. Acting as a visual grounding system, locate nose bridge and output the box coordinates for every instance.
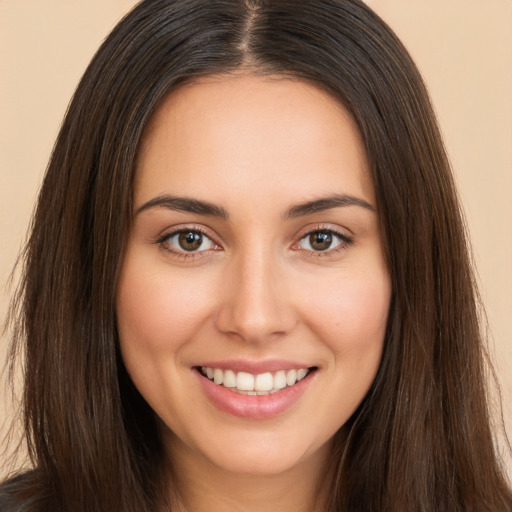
[215,243,295,343]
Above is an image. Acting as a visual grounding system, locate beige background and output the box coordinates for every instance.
[1,1,511,477]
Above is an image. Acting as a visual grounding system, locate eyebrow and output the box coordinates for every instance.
[285,194,375,218]
[136,195,229,219]
[135,192,375,219]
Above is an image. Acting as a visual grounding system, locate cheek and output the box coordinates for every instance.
[115,255,217,418]
[302,270,391,427]
[116,259,213,354]
[304,268,391,359]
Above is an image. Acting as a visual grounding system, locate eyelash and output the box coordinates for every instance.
[155,226,219,261]
[155,225,354,260]
[294,226,354,258]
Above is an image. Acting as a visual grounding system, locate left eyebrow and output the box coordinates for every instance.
[285,194,375,219]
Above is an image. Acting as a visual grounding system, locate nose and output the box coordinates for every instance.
[214,249,297,344]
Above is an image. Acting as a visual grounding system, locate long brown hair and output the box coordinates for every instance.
[2,1,510,510]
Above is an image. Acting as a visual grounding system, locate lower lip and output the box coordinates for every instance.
[195,370,314,420]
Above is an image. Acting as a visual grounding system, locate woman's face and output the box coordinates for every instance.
[116,74,391,477]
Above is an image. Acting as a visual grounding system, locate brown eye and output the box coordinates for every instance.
[298,229,350,253]
[161,229,216,254]
[308,231,333,251]
[178,231,203,251]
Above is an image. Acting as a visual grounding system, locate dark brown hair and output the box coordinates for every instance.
[2,0,511,510]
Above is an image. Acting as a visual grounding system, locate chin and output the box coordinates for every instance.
[187,428,333,477]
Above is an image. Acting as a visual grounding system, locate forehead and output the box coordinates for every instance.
[135,73,374,209]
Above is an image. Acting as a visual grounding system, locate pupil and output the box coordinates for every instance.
[179,231,202,251]
[310,231,332,251]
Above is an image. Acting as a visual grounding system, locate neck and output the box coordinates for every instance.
[163,431,335,512]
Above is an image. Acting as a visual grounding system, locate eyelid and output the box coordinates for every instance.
[152,223,353,260]
[154,224,222,258]
[292,224,354,256]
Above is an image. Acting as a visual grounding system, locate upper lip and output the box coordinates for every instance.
[195,359,316,374]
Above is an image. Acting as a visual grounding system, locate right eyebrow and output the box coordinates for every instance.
[135,194,229,219]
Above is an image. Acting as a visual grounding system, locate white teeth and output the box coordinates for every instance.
[274,370,287,389]
[201,366,312,393]
[297,368,308,381]
[255,372,274,391]
[286,369,297,386]
[223,369,236,388]
[213,368,223,385]
[274,370,286,389]
[236,372,255,391]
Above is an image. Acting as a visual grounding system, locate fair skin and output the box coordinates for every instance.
[116,74,391,512]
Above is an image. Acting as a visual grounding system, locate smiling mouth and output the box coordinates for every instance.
[196,366,317,396]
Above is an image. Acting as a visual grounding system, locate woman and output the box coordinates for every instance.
[1,0,510,510]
